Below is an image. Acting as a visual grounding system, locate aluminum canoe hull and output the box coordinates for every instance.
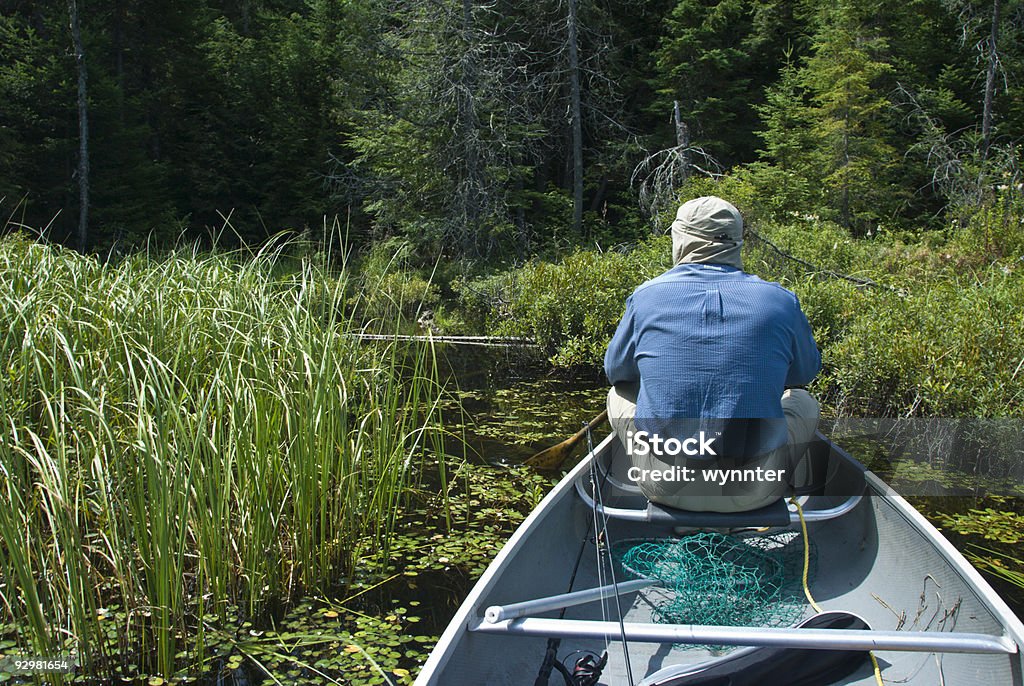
[415,435,1024,685]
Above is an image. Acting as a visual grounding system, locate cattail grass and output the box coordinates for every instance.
[0,233,450,679]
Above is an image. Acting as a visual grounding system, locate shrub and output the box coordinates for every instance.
[493,242,671,368]
[488,215,1024,418]
[356,238,440,326]
[949,185,1024,261]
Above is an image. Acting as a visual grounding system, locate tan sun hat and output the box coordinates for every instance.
[671,196,744,269]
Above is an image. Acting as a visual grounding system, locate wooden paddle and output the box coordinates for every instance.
[524,410,609,471]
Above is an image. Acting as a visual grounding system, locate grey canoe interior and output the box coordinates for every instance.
[415,434,1024,685]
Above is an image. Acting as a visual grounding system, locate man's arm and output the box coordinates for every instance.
[786,296,821,386]
[604,296,640,384]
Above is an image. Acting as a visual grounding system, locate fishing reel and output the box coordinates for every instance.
[552,649,607,686]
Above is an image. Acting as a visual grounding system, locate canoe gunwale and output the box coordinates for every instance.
[862,469,1024,651]
[413,433,618,684]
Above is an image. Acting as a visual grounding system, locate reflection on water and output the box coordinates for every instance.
[826,418,1024,498]
[436,343,607,465]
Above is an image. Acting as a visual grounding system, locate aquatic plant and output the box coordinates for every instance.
[0,234,449,680]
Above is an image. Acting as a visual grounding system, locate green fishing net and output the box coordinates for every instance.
[615,532,814,637]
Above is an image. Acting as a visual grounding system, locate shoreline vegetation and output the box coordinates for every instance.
[0,234,462,682]
[477,181,1024,419]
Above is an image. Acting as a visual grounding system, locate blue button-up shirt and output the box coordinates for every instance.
[604,263,820,458]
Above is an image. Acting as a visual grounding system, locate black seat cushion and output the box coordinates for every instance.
[641,611,872,686]
[646,498,791,528]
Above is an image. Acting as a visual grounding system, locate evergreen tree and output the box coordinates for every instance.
[351,1,545,259]
[653,0,804,166]
[756,0,900,233]
[752,57,819,214]
[804,2,898,232]
[0,7,76,240]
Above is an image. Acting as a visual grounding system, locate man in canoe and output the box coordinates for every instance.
[604,196,821,513]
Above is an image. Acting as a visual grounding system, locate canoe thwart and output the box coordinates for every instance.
[470,617,1018,655]
[484,579,656,624]
[647,498,792,527]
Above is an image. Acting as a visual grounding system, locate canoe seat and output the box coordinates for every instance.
[576,477,862,528]
[574,478,796,527]
[575,436,865,528]
[644,498,792,528]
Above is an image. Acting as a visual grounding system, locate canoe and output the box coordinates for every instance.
[415,432,1024,685]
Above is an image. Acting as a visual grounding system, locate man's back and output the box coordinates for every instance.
[604,262,820,458]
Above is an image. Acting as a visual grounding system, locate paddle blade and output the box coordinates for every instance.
[525,410,609,471]
[524,442,576,471]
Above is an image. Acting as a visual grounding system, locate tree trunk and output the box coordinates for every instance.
[113,0,124,92]
[981,0,1001,159]
[588,174,607,214]
[241,0,252,36]
[567,0,584,235]
[674,100,691,177]
[68,0,89,253]
[459,0,482,255]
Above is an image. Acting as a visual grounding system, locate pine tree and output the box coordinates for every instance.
[804,2,898,232]
[755,0,900,233]
[653,0,804,166]
[753,57,819,214]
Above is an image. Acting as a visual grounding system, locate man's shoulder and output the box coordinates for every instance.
[632,265,798,301]
[738,273,800,299]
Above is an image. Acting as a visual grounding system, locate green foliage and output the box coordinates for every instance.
[677,172,766,224]
[349,1,546,260]
[750,59,820,217]
[755,1,901,233]
[935,508,1024,544]
[485,208,1024,419]
[2,0,1024,257]
[747,220,1024,417]
[949,181,1024,260]
[815,272,1024,416]
[967,544,1024,594]
[915,494,1024,597]
[450,271,518,334]
[492,242,671,367]
[653,0,801,165]
[356,239,440,326]
[0,10,76,227]
[0,235,451,679]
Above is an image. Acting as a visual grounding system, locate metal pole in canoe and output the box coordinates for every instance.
[471,617,1018,655]
[484,579,655,623]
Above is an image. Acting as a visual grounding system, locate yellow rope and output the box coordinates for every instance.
[791,497,884,686]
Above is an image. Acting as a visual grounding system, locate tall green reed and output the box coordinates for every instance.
[0,233,450,679]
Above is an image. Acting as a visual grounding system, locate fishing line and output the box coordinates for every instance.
[590,449,609,632]
[588,425,635,686]
[532,429,610,686]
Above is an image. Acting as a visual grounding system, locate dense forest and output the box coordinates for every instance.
[2,0,1022,259]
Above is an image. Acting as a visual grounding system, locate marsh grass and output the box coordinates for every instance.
[0,233,450,680]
